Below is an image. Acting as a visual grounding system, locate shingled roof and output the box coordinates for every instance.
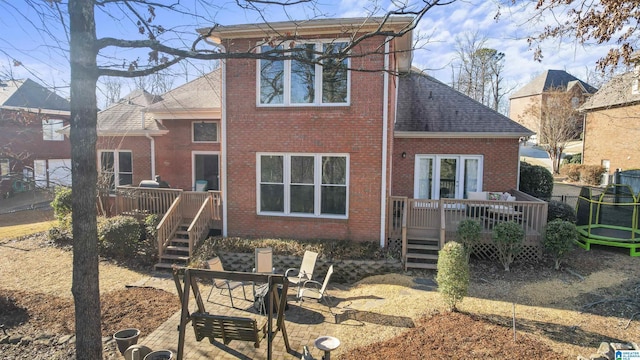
[395,70,533,137]
[580,72,640,111]
[146,69,221,115]
[0,78,69,113]
[96,89,166,135]
[509,70,598,99]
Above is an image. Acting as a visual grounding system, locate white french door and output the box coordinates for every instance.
[414,155,483,199]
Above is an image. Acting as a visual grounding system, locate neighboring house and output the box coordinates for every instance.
[0,78,71,196]
[509,70,597,143]
[579,53,640,175]
[393,70,533,200]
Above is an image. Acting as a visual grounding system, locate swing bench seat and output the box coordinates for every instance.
[191,312,267,348]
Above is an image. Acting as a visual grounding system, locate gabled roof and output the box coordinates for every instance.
[146,69,221,116]
[509,70,598,99]
[395,70,533,137]
[96,89,166,135]
[580,71,640,111]
[0,78,70,114]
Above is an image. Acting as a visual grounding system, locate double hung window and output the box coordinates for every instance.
[258,153,348,218]
[258,41,349,106]
[42,119,64,141]
[99,150,133,191]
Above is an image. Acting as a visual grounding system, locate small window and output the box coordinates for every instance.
[42,119,64,141]
[193,122,218,142]
[0,159,9,178]
[571,97,580,109]
[99,150,133,191]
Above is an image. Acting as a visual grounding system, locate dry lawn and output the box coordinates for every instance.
[0,209,55,240]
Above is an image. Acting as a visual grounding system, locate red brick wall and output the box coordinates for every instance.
[391,137,521,197]
[97,135,152,186]
[223,36,391,242]
[154,120,221,190]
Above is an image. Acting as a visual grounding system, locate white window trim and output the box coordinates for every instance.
[192,151,220,191]
[414,155,484,200]
[191,121,219,143]
[256,40,351,107]
[42,119,65,141]
[0,158,9,178]
[99,150,133,192]
[256,152,349,219]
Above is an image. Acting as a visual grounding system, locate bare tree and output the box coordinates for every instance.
[520,88,580,173]
[452,32,505,111]
[99,77,122,109]
[4,0,453,357]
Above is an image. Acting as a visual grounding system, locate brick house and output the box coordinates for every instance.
[509,70,597,144]
[0,78,71,196]
[197,17,534,245]
[579,53,640,175]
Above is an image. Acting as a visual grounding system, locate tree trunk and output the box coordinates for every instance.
[69,0,102,358]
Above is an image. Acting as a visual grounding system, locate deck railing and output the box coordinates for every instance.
[115,186,182,216]
[388,189,548,262]
[187,197,213,256]
[157,196,183,258]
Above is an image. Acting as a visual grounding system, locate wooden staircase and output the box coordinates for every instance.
[404,229,440,270]
[155,222,191,270]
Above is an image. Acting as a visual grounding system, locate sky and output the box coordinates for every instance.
[0,0,619,108]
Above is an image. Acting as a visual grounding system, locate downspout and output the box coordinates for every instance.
[142,109,156,179]
[206,38,228,237]
[379,38,391,247]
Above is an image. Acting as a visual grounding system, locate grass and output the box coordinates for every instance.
[0,209,55,241]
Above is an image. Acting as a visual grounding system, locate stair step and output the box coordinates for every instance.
[154,262,179,270]
[170,238,189,244]
[175,230,188,236]
[406,253,439,260]
[405,262,437,270]
[160,254,190,261]
[406,244,440,251]
[166,245,189,252]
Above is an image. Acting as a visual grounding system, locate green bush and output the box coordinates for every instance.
[456,219,481,261]
[436,241,469,312]
[580,165,606,185]
[138,214,160,266]
[562,153,581,165]
[547,200,576,223]
[519,162,554,201]
[560,164,581,182]
[543,219,578,270]
[51,187,72,222]
[492,221,524,271]
[98,215,141,259]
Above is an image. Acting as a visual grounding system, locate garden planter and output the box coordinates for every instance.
[113,328,140,355]
[143,349,174,360]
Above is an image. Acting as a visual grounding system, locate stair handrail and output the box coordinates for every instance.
[187,197,213,257]
[156,195,183,259]
[401,197,408,270]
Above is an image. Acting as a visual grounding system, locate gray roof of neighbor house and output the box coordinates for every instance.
[509,70,598,99]
[580,72,640,111]
[395,70,534,137]
[96,89,166,135]
[0,78,70,113]
[146,69,221,114]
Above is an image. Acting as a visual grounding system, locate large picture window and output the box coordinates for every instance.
[257,153,348,218]
[258,41,349,106]
[99,150,133,191]
[42,119,64,141]
[414,155,483,200]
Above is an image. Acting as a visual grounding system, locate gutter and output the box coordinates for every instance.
[379,38,391,247]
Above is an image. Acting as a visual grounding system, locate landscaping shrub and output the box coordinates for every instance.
[547,200,576,223]
[580,165,606,185]
[492,221,524,271]
[562,153,581,165]
[543,219,578,270]
[560,164,581,182]
[519,162,553,201]
[51,187,72,222]
[456,219,481,261]
[436,241,469,312]
[138,214,160,266]
[98,215,141,259]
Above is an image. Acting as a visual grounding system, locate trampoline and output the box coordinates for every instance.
[575,184,640,256]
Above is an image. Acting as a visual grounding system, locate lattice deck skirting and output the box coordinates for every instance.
[470,243,542,262]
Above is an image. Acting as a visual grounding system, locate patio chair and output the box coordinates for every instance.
[253,247,275,274]
[297,265,334,307]
[206,257,248,308]
[285,250,318,292]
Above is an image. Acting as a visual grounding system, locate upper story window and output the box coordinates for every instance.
[99,150,133,191]
[193,121,218,143]
[42,119,64,141]
[258,41,350,106]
